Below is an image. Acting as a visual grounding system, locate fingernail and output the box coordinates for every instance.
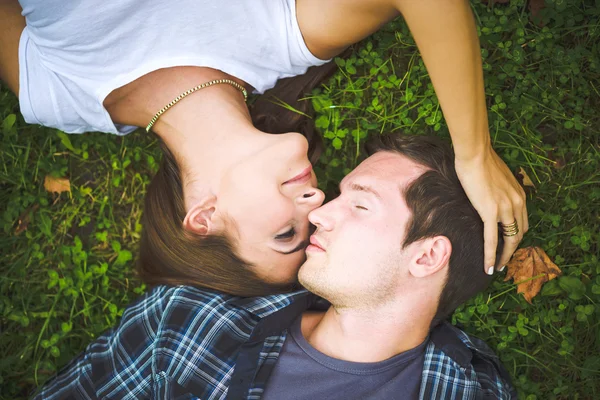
[487,266,494,275]
[499,265,506,272]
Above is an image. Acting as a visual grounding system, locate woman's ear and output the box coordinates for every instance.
[408,236,452,278]
[182,195,218,235]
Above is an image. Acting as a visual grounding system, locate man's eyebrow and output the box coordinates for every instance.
[276,240,309,255]
[346,182,382,200]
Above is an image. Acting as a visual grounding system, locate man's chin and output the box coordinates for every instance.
[297,263,324,294]
[297,259,316,284]
[296,264,309,288]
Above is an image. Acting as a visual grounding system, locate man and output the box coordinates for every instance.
[261,134,515,399]
[34,135,515,399]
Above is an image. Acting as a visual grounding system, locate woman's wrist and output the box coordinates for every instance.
[452,131,493,164]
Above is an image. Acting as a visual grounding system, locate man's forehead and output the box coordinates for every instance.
[345,151,425,183]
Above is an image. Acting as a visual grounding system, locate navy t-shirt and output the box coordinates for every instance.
[262,316,427,400]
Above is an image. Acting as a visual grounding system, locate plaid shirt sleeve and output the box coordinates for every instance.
[420,323,517,399]
[32,286,171,400]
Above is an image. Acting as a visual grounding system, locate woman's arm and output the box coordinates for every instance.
[298,0,528,272]
[0,0,25,95]
[395,0,528,272]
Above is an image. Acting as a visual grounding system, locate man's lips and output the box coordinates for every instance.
[284,166,312,185]
[307,235,325,252]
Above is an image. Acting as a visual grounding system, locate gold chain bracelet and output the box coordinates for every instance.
[145,79,248,133]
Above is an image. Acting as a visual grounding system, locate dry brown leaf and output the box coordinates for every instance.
[44,175,71,194]
[14,204,40,235]
[504,246,562,303]
[518,167,536,189]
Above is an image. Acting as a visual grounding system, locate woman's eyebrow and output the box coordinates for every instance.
[276,240,309,255]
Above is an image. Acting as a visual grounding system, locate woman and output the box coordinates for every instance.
[0,0,527,295]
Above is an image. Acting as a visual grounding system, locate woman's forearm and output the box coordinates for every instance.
[396,0,490,161]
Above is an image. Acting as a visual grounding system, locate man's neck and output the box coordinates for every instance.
[302,301,434,363]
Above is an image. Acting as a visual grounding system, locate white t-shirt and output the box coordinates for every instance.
[18,0,328,134]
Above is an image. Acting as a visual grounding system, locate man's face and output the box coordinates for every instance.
[298,151,427,307]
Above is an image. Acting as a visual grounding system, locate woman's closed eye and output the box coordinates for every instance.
[275,227,296,242]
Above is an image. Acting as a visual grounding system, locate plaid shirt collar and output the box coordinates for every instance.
[229,289,312,318]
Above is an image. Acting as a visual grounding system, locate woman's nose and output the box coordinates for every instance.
[276,132,310,161]
[296,188,325,209]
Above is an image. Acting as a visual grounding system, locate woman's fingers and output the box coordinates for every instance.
[483,217,499,275]
[497,188,528,269]
[521,189,530,235]
[455,147,529,275]
[498,209,521,270]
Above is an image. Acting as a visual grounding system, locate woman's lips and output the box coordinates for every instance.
[284,166,312,185]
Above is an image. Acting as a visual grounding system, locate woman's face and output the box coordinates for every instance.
[215,132,325,284]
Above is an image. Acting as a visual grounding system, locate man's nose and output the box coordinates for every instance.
[308,200,334,231]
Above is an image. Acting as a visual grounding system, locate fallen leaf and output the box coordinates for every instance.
[517,167,536,189]
[44,175,71,194]
[14,204,40,235]
[504,246,562,303]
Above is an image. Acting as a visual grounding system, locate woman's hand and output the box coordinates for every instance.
[454,146,528,275]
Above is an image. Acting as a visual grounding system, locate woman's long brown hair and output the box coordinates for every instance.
[138,60,340,296]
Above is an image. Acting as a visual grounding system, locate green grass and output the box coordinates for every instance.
[1,0,599,398]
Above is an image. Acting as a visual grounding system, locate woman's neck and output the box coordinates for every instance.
[105,66,261,206]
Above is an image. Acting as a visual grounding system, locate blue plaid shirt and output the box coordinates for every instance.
[33,285,516,399]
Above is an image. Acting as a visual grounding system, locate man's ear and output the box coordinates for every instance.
[182,195,218,236]
[408,236,452,278]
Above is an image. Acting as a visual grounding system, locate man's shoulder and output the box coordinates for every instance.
[130,286,309,398]
[129,285,312,337]
[127,286,259,393]
[128,285,257,330]
[428,322,499,365]
[421,322,517,399]
[124,285,239,318]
